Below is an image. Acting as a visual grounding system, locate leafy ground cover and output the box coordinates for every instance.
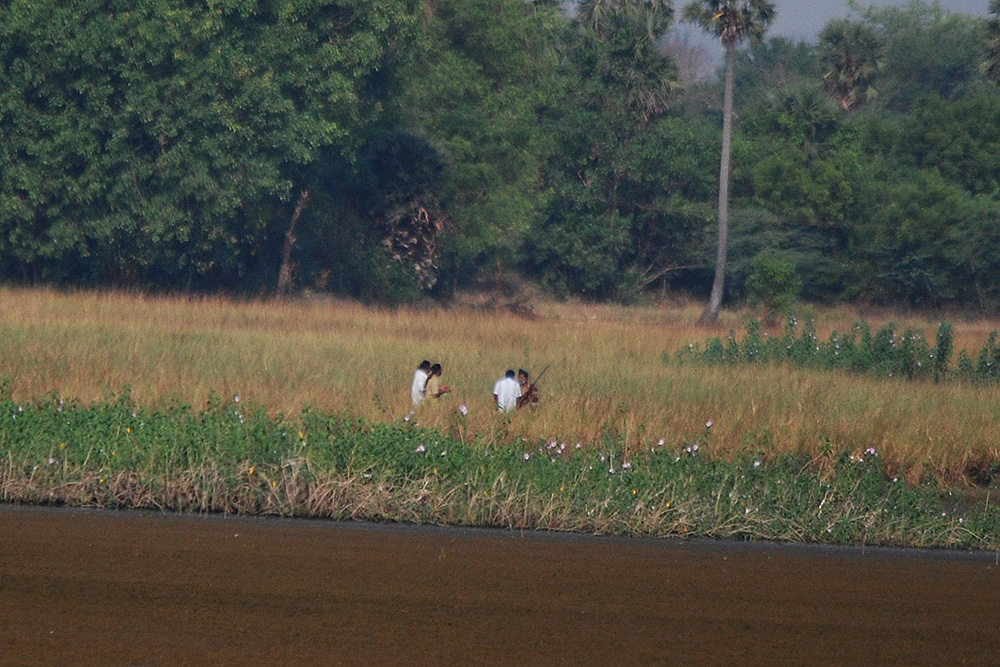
[2,390,997,550]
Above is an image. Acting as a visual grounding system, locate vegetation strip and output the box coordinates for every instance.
[673,318,1000,384]
[2,392,997,550]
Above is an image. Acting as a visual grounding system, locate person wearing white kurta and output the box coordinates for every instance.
[493,370,521,412]
[411,360,431,407]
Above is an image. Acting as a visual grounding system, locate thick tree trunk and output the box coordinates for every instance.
[277,189,311,297]
[699,42,735,326]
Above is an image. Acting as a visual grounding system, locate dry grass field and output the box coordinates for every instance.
[2,287,998,486]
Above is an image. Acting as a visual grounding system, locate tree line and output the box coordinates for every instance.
[1,0,999,312]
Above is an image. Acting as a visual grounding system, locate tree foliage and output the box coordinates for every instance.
[818,18,884,111]
[0,0,999,315]
[0,0,421,289]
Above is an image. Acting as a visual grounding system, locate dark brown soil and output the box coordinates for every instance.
[2,506,999,665]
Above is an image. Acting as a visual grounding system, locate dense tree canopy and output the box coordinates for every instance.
[0,0,999,315]
[0,0,420,289]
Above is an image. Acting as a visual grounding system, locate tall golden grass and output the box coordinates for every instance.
[2,286,998,484]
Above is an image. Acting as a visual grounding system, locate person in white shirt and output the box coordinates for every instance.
[411,360,431,407]
[493,369,521,412]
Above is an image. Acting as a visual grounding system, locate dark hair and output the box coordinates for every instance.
[505,369,516,378]
[418,360,431,370]
[430,363,442,375]
[518,369,529,380]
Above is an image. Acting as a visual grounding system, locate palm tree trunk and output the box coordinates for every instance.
[699,41,735,326]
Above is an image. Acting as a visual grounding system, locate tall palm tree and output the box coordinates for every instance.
[987,0,1000,85]
[818,19,884,112]
[683,0,775,325]
[576,0,678,123]
[578,0,674,41]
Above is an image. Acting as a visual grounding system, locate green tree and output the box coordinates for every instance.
[745,252,800,324]
[818,19,884,112]
[856,0,985,110]
[683,0,775,324]
[577,0,674,41]
[732,36,821,109]
[0,0,419,291]
[398,0,568,293]
[523,0,717,301]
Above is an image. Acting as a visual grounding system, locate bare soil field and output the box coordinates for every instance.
[1,506,999,665]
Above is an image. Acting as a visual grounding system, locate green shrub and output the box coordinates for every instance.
[745,254,801,326]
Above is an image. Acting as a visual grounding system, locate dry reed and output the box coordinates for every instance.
[2,287,999,485]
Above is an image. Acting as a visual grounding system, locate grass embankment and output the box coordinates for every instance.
[1,287,999,548]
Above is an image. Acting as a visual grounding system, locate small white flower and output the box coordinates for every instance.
[705,420,712,428]
[865,447,877,456]
[523,452,531,461]
[657,439,665,446]
[753,460,761,468]
[48,457,57,465]
[622,461,632,470]
[575,443,582,449]
[415,444,426,453]
[459,404,468,416]
[440,450,447,457]
[608,466,616,474]
[234,394,240,403]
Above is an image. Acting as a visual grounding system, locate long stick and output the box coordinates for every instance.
[517,365,549,409]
